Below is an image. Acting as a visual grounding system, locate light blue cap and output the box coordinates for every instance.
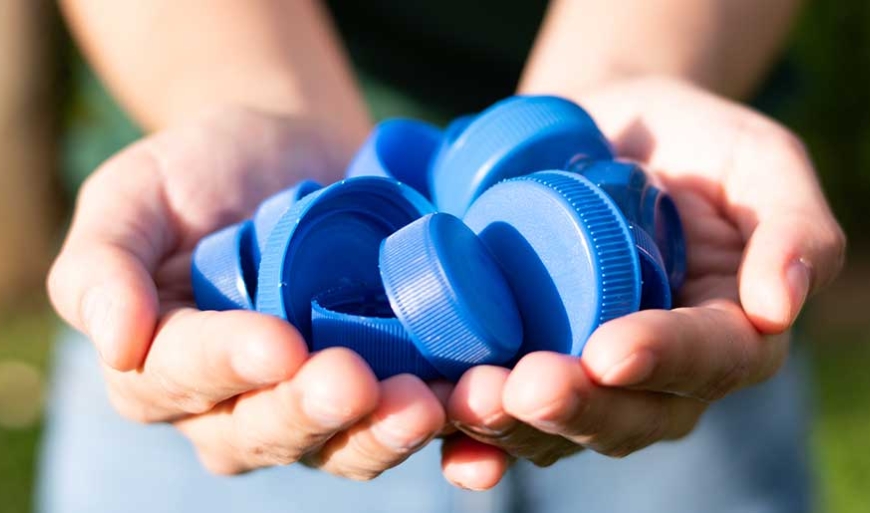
[256,176,436,342]
[252,180,322,263]
[191,220,258,311]
[463,171,641,357]
[310,288,441,381]
[379,213,523,381]
[344,119,442,199]
[429,95,614,216]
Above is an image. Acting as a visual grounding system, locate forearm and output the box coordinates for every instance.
[520,0,803,100]
[61,0,370,156]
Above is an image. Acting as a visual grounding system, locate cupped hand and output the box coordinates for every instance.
[47,107,447,478]
[441,76,846,490]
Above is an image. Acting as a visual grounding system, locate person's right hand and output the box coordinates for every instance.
[47,107,447,478]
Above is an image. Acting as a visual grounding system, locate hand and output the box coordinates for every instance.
[47,107,447,478]
[440,76,846,490]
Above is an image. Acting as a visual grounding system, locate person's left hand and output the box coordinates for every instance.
[438,76,846,490]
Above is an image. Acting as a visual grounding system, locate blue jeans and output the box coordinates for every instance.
[37,331,814,513]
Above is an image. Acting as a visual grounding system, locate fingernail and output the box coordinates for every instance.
[599,350,655,387]
[82,287,116,364]
[302,394,354,429]
[786,259,811,322]
[370,419,431,451]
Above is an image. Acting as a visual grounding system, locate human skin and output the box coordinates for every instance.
[50,0,844,488]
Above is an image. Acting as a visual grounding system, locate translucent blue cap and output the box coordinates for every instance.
[256,177,436,341]
[344,119,443,199]
[379,213,523,380]
[310,288,441,380]
[191,220,258,311]
[631,224,672,310]
[252,180,322,263]
[463,171,641,357]
[573,160,687,291]
[429,96,614,216]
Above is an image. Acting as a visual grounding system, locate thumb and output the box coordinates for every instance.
[48,145,175,370]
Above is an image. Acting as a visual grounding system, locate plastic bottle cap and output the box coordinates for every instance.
[252,180,322,263]
[344,119,442,199]
[428,114,476,178]
[310,288,441,380]
[642,188,687,291]
[573,160,687,291]
[255,177,435,341]
[379,213,523,380]
[191,220,258,311]
[463,171,641,357]
[631,224,672,310]
[429,95,614,216]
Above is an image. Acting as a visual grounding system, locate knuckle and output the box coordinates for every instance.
[599,405,668,459]
[757,121,810,161]
[105,386,158,424]
[825,225,848,277]
[153,371,216,416]
[241,438,300,467]
[233,419,302,467]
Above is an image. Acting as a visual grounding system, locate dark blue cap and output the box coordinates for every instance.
[252,180,322,263]
[379,213,523,380]
[255,177,436,342]
[344,119,442,199]
[631,224,672,310]
[310,288,441,381]
[429,96,614,216]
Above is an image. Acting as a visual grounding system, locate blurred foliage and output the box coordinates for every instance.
[0,308,55,513]
[809,325,870,513]
[781,1,870,250]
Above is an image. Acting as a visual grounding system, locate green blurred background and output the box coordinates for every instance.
[0,1,869,512]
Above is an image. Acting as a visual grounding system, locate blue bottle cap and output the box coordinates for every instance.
[463,171,641,357]
[573,159,687,292]
[252,180,322,263]
[256,177,435,341]
[642,187,687,291]
[631,224,672,310]
[429,95,614,216]
[379,213,523,381]
[191,220,258,311]
[344,119,442,199]
[428,114,476,176]
[310,288,441,381]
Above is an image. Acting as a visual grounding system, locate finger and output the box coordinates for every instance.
[310,375,445,480]
[504,352,707,457]
[441,435,511,491]
[104,308,308,422]
[175,347,380,474]
[581,302,788,400]
[448,366,571,465]
[721,120,845,333]
[47,147,176,370]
